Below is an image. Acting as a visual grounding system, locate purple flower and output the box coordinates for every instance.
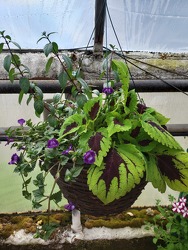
[18,118,25,126]
[62,145,73,155]
[64,202,75,211]
[102,87,114,95]
[47,138,59,148]
[83,150,96,164]
[8,153,20,164]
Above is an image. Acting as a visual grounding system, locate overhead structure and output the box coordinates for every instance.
[1,0,188,52]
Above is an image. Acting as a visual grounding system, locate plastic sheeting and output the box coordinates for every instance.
[1,0,188,52]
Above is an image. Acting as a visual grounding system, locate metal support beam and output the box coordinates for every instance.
[1,124,188,141]
[94,0,106,54]
[0,79,188,94]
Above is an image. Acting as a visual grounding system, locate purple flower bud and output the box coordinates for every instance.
[83,150,96,164]
[8,153,20,164]
[18,118,25,126]
[62,145,73,155]
[47,138,59,148]
[102,87,114,95]
[64,202,75,211]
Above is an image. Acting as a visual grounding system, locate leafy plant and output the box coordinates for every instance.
[1,31,188,214]
[145,195,188,250]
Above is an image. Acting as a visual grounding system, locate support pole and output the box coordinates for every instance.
[93,0,106,54]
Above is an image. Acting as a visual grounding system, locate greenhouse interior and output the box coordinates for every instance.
[0,0,188,249]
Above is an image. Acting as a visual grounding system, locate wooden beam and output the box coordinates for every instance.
[94,0,106,54]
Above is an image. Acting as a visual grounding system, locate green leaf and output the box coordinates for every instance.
[33,188,44,201]
[77,77,92,98]
[83,96,102,121]
[32,200,42,209]
[58,71,68,90]
[111,59,130,103]
[19,77,30,94]
[70,166,83,178]
[45,56,54,73]
[149,109,170,125]
[34,85,43,100]
[22,64,31,76]
[153,238,158,244]
[53,93,62,103]
[106,116,132,137]
[0,43,4,53]
[88,145,146,204]
[8,68,15,83]
[127,89,138,112]
[43,43,53,57]
[25,177,32,185]
[62,54,72,70]
[18,90,24,104]
[88,129,112,167]
[11,41,21,50]
[34,99,44,115]
[5,35,11,40]
[33,173,44,187]
[22,190,31,200]
[76,93,87,108]
[117,144,146,180]
[26,95,32,105]
[155,150,188,192]
[145,154,166,193]
[141,120,183,150]
[59,113,84,137]
[47,115,58,127]
[3,54,12,72]
[50,190,62,203]
[52,42,58,54]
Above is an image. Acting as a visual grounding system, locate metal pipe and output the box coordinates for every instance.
[1,79,188,94]
[1,124,188,141]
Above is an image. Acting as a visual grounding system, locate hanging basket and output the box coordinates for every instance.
[51,163,147,216]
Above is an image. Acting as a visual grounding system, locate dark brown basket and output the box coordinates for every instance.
[51,163,147,216]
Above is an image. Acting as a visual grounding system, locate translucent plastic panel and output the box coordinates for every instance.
[0,0,95,49]
[1,1,188,51]
[107,0,188,52]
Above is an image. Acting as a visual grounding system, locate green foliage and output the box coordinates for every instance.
[34,222,59,240]
[1,30,188,221]
[145,195,188,250]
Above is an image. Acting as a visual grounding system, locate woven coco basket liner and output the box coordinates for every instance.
[51,163,147,216]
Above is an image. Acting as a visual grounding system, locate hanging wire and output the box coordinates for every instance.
[105,1,109,85]
[106,3,188,99]
[123,54,188,79]
[104,48,188,97]
[106,4,143,103]
[79,0,107,65]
